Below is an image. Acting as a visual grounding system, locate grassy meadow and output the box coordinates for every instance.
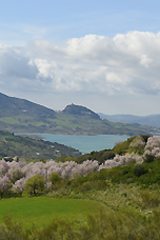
[0,197,101,228]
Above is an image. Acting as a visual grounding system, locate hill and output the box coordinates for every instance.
[99,113,160,128]
[0,131,80,160]
[62,104,100,120]
[56,106,160,135]
[0,92,56,119]
[0,92,159,135]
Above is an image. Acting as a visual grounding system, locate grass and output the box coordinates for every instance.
[0,197,102,228]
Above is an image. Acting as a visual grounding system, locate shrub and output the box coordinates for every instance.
[134,165,148,177]
[144,153,155,162]
[24,174,45,196]
[49,172,62,190]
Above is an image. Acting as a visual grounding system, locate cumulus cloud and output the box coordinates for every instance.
[0,31,160,95]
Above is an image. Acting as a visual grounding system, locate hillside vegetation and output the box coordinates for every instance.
[0,135,159,195]
[0,131,80,160]
[0,135,160,239]
[57,135,151,163]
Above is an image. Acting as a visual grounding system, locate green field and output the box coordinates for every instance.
[0,197,101,228]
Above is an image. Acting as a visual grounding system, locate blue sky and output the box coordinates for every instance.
[1,0,160,42]
[0,0,160,115]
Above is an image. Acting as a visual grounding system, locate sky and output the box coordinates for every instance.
[0,0,160,115]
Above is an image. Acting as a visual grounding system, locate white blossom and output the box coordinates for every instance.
[143,136,160,159]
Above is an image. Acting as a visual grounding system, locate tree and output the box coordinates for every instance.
[49,172,62,190]
[0,176,12,198]
[24,175,45,196]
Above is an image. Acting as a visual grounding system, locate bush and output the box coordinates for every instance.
[49,172,62,190]
[144,153,155,162]
[24,175,45,196]
[134,165,148,177]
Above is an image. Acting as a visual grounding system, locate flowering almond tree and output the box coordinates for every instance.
[0,136,159,197]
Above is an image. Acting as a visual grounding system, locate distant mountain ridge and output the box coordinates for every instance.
[0,92,56,119]
[99,113,160,128]
[0,92,159,135]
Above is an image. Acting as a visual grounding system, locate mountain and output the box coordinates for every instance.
[0,92,56,119]
[0,131,80,161]
[0,92,57,133]
[0,92,159,135]
[99,113,160,128]
[57,105,159,135]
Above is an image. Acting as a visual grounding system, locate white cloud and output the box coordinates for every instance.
[0,31,160,96]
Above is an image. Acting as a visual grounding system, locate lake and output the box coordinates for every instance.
[34,134,129,153]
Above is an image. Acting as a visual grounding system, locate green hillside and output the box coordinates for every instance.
[0,92,159,135]
[0,131,80,160]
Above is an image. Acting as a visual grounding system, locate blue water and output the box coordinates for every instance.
[36,134,129,153]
